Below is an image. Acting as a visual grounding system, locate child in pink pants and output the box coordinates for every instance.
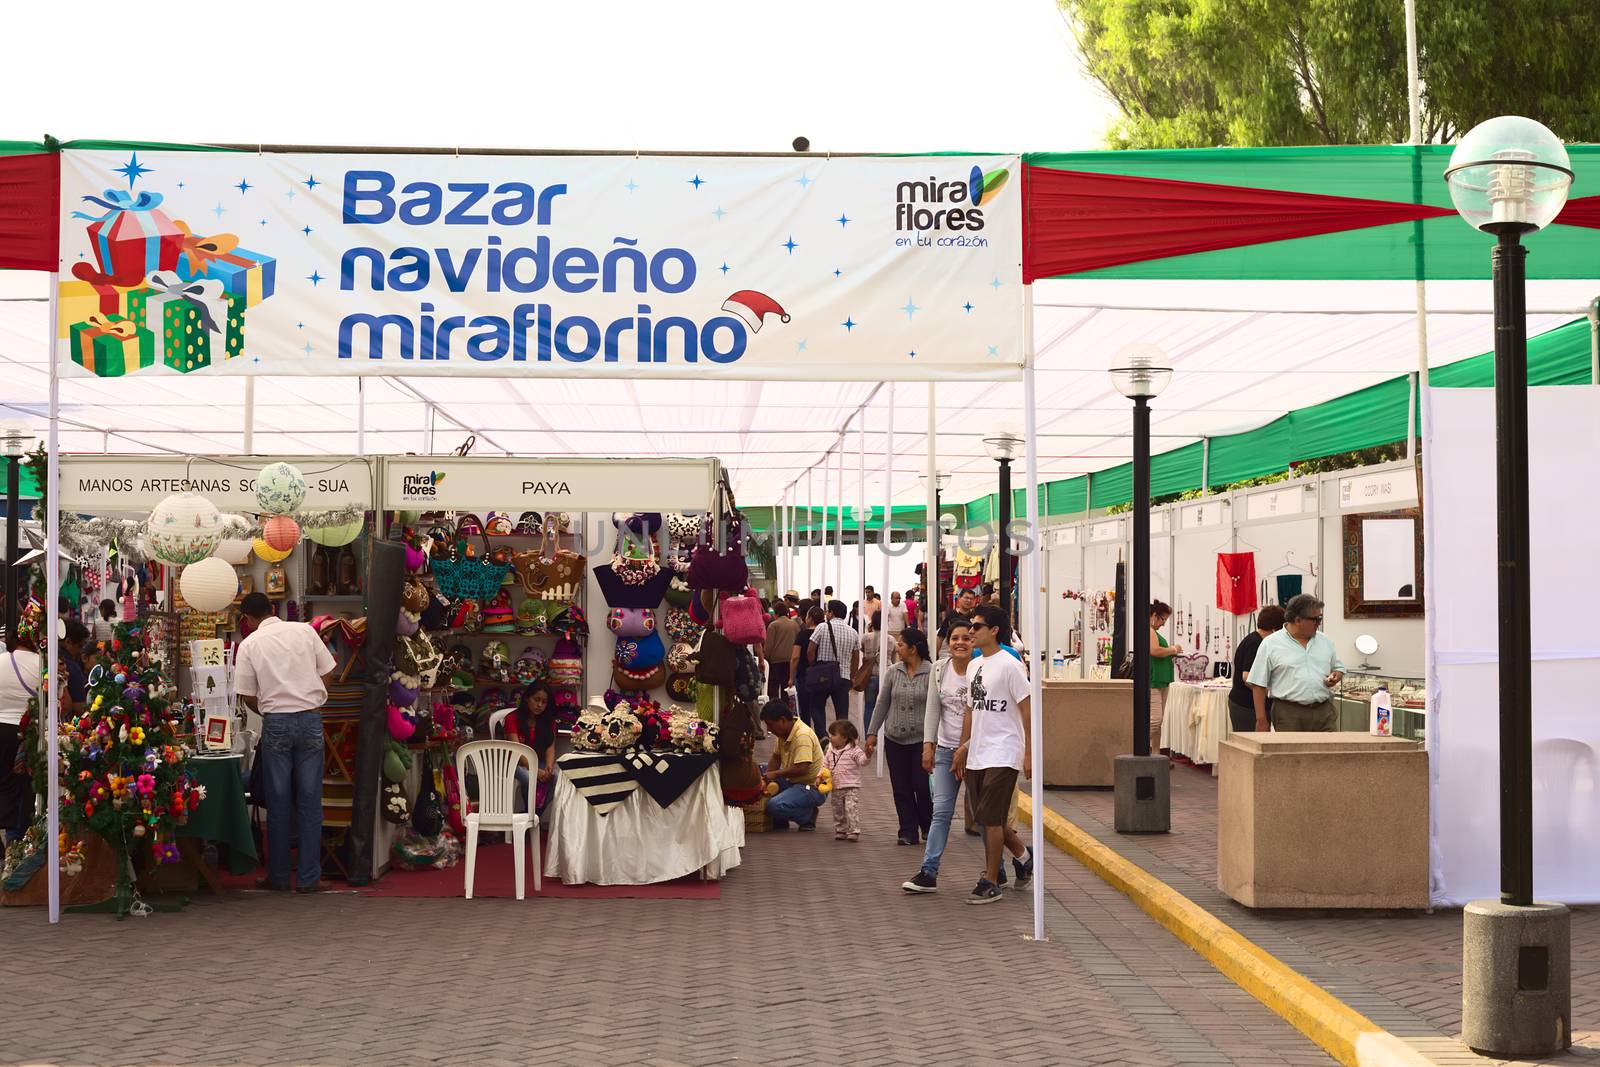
[825,720,869,840]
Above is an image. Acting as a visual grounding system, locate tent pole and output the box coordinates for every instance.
[1200,437,1210,496]
[1024,285,1045,943]
[424,403,436,454]
[242,377,256,455]
[926,383,938,655]
[46,272,61,924]
[857,413,866,635]
[821,443,831,598]
[1405,0,1428,463]
[356,378,367,457]
[806,469,813,598]
[878,383,893,776]
[1588,298,1598,385]
[835,433,844,599]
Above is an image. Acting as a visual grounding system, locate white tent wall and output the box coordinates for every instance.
[1424,386,1600,905]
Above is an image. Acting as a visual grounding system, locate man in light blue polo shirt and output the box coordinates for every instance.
[1245,593,1343,731]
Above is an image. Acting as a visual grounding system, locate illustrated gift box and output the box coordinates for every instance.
[174,222,277,308]
[56,278,128,338]
[67,313,156,377]
[70,189,183,286]
[126,272,245,373]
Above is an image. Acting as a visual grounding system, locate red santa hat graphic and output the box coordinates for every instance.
[721,290,790,332]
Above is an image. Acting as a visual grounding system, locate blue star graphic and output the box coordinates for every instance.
[303,175,320,190]
[252,355,261,364]
[795,339,808,353]
[909,350,917,359]
[987,345,1000,358]
[296,322,305,330]
[900,299,920,321]
[176,181,185,190]
[841,317,857,332]
[833,268,842,279]
[260,218,269,226]
[836,213,851,227]
[114,153,151,188]
[962,301,974,313]
[719,262,731,275]
[990,275,1003,291]
[712,205,726,221]
[286,187,296,200]
[302,225,313,236]
[307,270,324,286]
[688,174,705,189]
[624,179,639,193]
[782,236,798,254]
[235,178,253,195]
[796,173,814,190]
[211,202,227,220]
[303,342,314,357]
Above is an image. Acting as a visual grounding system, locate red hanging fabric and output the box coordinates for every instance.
[1553,194,1600,230]
[0,152,60,271]
[1022,164,1454,282]
[1215,552,1258,615]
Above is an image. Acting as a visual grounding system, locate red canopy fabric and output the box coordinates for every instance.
[0,152,59,271]
[1022,163,1455,283]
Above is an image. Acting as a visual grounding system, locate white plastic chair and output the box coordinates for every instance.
[454,740,540,899]
[486,706,516,739]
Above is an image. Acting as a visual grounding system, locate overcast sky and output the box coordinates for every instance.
[0,0,1117,153]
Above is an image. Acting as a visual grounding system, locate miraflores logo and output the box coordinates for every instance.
[894,164,1010,233]
[400,470,446,498]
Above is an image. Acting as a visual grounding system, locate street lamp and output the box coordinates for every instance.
[2,422,29,651]
[919,470,952,613]
[1109,343,1172,834]
[1445,115,1573,1058]
[982,429,1023,629]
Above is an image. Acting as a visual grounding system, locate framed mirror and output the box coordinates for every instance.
[1343,508,1424,617]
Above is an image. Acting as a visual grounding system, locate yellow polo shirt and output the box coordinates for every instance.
[773,719,823,785]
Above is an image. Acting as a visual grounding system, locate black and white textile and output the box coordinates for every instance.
[620,748,718,809]
[556,752,639,817]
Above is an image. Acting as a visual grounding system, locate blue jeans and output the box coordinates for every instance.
[764,776,824,827]
[920,745,960,878]
[863,674,880,725]
[259,710,324,888]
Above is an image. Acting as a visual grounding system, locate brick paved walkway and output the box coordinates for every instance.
[2,757,1335,1067]
[1033,763,1600,1066]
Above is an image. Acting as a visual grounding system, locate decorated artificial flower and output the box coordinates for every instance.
[135,773,155,796]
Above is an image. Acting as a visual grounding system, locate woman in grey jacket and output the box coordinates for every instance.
[866,627,933,845]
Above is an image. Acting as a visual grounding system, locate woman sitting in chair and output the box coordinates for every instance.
[504,682,557,814]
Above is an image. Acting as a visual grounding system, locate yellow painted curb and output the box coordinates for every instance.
[1017,793,1435,1067]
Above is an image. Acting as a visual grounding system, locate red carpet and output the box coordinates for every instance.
[220,841,719,901]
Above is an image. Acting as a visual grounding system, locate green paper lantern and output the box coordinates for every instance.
[305,516,365,547]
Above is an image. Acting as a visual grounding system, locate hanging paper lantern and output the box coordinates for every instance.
[255,462,307,515]
[304,515,365,547]
[252,538,293,564]
[212,513,254,564]
[262,515,301,552]
[146,492,224,565]
[178,557,238,613]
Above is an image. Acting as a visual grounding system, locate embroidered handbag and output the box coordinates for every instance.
[512,516,585,602]
[666,640,698,675]
[720,590,767,644]
[606,606,657,638]
[664,606,701,643]
[614,630,666,670]
[685,474,749,592]
[593,519,673,609]
[432,528,511,602]
[664,575,693,609]
[666,671,698,702]
[613,662,665,692]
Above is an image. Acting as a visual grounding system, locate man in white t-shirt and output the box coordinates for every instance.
[882,591,908,640]
[952,604,1034,905]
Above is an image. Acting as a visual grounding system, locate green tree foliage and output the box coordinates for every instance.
[1060,0,1600,147]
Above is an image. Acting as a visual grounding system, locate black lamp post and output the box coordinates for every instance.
[2,423,29,650]
[982,431,1022,630]
[1109,344,1172,833]
[1445,114,1573,1057]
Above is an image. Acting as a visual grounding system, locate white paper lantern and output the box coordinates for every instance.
[146,492,224,565]
[179,556,238,613]
[255,462,307,515]
[212,513,254,564]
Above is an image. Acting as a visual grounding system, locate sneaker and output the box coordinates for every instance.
[798,821,816,832]
[1013,848,1034,889]
[965,878,1003,905]
[902,871,938,893]
[996,862,1008,887]
[896,834,918,847]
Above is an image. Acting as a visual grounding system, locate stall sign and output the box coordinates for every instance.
[1244,486,1308,522]
[1179,500,1227,530]
[1338,468,1416,510]
[58,455,375,512]
[383,456,717,513]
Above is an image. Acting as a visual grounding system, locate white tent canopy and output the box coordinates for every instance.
[3,271,1595,507]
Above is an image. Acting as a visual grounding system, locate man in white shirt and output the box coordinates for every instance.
[807,599,862,725]
[235,593,337,892]
[953,604,1034,905]
[883,590,909,640]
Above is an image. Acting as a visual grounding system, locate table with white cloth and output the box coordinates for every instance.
[1160,682,1233,774]
[546,750,744,885]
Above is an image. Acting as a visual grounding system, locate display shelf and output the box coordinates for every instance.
[1335,670,1426,740]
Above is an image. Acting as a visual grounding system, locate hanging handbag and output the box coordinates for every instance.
[614,630,666,670]
[613,662,665,692]
[431,526,511,602]
[593,520,673,609]
[664,606,702,643]
[720,590,767,645]
[512,516,585,602]
[693,629,738,690]
[733,646,762,704]
[685,474,749,593]
[664,575,693,609]
[606,606,657,638]
[666,671,698,703]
